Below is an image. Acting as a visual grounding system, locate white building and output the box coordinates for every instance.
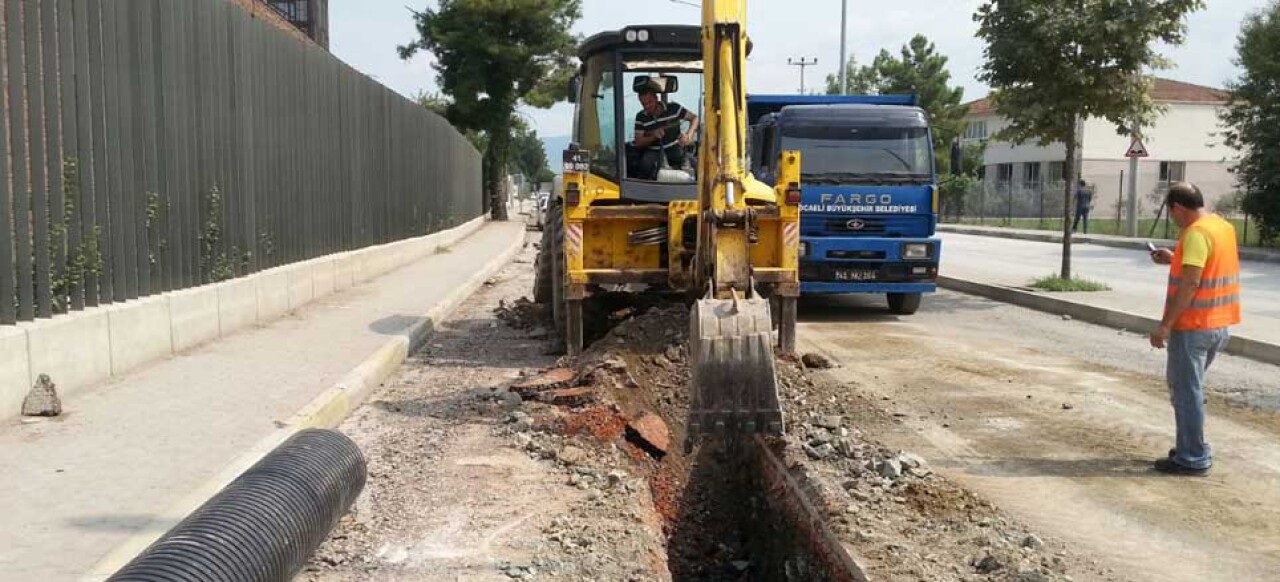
[962,79,1238,220]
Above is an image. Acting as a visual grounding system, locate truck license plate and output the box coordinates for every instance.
[834,269,878,282]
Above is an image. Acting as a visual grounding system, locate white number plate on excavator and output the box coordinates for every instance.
[834,269,878,282]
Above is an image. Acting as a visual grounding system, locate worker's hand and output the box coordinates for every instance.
[1150,248,1173,265]
[678,132,692,146]
[1150,325,1170,349]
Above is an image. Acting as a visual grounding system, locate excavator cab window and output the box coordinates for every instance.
[622,66,702,184]
[575,53,619,180]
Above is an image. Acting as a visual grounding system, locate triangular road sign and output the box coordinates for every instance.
[1126,136,1150,158]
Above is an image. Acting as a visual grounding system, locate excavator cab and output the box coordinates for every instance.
[536,11,801,446]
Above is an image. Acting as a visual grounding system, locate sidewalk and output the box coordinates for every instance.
[939,223,1280,264]
[937,231,1280,363]
[0,221,525,582]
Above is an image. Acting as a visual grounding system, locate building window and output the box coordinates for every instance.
[1047,161,1065,184]
[1160,161,1186,185]
[964,120,988,141]
[1022,162,1041,186]
[996,163,1014,184]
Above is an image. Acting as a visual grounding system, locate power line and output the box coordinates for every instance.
[788,57,818,94]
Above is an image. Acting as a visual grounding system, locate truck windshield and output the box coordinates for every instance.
[782,125,932,184]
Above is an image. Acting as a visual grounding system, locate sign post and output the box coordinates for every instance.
[1124,134,1149,237]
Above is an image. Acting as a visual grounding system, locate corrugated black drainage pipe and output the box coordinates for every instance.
[109,429,366,582]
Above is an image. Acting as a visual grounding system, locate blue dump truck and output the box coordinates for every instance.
[748,95,940,314]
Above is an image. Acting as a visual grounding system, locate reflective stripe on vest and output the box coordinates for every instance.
[1167,215,1243,331]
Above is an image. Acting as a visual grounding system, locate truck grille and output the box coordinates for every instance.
[824,217,886,234]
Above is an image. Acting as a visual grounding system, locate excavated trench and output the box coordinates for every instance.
[568,297,865,582]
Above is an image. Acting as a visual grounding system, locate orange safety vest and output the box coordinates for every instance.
[1168,214,1242,331]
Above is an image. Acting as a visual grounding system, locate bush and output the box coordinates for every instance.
[1029,275,1110,292]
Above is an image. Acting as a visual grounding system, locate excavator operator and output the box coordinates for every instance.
[632,80,699,180]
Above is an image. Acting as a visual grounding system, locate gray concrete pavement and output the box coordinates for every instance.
[0,221,525,582]
[940,232,1280,346]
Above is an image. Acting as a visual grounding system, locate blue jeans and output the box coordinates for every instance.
[1072,208,1090,233]
[1167,328,1231,469]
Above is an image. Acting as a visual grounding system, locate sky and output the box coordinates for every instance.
[330,0,1270,139]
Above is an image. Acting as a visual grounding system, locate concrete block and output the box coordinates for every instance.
[109,296,174,376]
[26,309,112,398]
[169,286,221,352]
[350,249,371,284]
[312,259,336,300]
[0,326,31,420]
[218,278,258,336]
[333,254,354,291]
[287,264,315,310]
[256,269,291,322]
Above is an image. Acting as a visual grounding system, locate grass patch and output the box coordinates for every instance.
[1029,275,1111,292]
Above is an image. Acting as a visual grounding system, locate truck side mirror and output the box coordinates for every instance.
[949,141,962,176]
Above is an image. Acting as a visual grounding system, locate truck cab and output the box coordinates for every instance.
[748,95,940,314]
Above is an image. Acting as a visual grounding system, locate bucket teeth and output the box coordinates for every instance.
[687,298,785,443]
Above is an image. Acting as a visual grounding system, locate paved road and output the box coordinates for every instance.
[0,222,523,582]
[797,291,1280,582]
[939,232,1280,344]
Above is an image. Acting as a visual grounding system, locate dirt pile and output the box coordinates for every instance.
[523,299,1082,582]
[777,360,1079,582]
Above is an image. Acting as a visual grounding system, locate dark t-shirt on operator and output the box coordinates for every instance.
[635,102,688,151]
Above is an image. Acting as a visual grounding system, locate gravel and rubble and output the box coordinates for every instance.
[543,298,1096,582]
[303,238,1105,582]
[773,357,1101,582]
[301,241,669,582]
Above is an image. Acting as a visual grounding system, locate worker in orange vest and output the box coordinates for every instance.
[1148,182,1242,476]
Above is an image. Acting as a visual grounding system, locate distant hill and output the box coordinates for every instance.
[541,135,572,174]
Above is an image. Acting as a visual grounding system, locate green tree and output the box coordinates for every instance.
[824,36,971,177]
[400,0,580,221]
[823,56,879,95]
[975,0,1205,279]
[512,125,551,190]
[1222,1,1280,244]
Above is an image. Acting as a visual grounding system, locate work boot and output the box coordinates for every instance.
[1153,457,1210,476]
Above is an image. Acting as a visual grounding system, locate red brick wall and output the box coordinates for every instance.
[228,0,315,45]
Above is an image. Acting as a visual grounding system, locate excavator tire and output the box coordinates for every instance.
[533,231,552,304]
[548,201,566,336]
[687,297,785,445]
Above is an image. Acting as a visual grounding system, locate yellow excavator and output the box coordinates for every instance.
[534,0,800,442]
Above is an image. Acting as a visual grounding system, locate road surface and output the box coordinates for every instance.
[798,291,1280,582]
[939,232,1280,345]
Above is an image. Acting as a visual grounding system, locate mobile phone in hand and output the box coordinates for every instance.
[1146,242,1158,253]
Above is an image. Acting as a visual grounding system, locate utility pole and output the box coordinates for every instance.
[838,0,848,94]
[788,57,818,94]
[1127,126,1141,237]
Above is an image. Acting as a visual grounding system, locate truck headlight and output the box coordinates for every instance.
[799,241,809,257]
[904,243,930,259]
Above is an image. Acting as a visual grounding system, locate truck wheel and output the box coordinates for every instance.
[887,293,922,315]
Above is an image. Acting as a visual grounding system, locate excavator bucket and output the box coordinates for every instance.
[687,297,785,442]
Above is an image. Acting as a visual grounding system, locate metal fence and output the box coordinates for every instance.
[0,0,482,325]
[943,175,1275,248]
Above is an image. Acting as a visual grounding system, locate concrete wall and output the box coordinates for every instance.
[1083,159,1238,220]
[1080,103,1233,163]
[0,216,487,421]
[968,102,1241,218]
[969,113,1068,165]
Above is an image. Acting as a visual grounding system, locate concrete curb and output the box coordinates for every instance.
[2,216,488,422]
[81,223,526,582]
[938,224,1280,264]
[938,275,1280,367]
